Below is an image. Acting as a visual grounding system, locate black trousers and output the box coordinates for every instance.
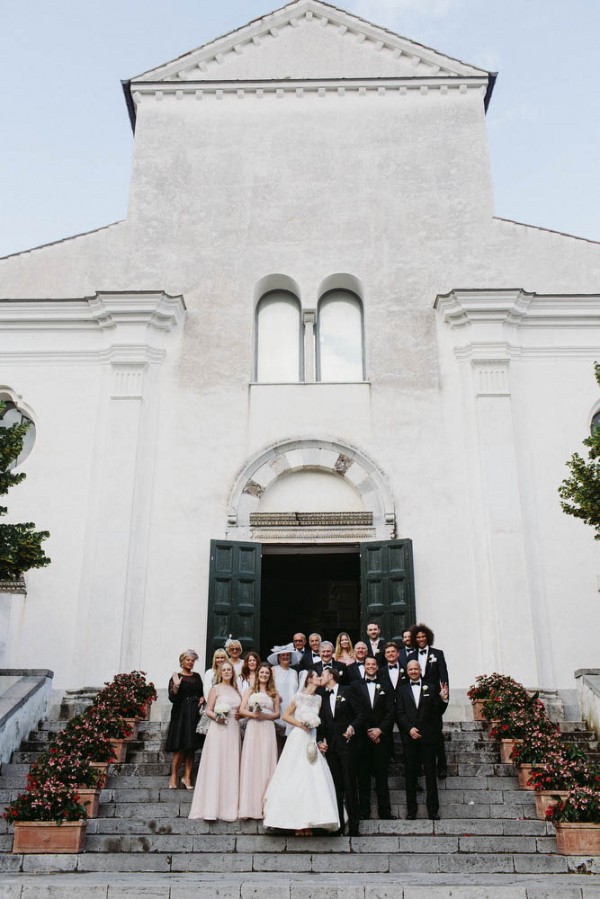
[357,739,392,817]
[402,738,439,816]
[325,746,359,833]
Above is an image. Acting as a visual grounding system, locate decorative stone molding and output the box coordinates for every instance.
[227,438,395,542]
[472,360,510,397]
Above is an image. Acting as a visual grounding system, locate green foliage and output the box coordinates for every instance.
[558,363,600,539]
[0,402,50,580]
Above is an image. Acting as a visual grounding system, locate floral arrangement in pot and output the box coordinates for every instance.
[529,744,598,793]
[2,774,87,825]
[546,786,600,825]
[467,673,527,708]
[488,695,557,742]
[53,714,120,763]
[511,726,560,766]
[93,670,157,719]
[29,748,106,790]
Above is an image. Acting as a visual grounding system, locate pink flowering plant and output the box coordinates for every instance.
[511,726,561,766]
[29,748,105,789]
[467,673,526,706]
[93,670,157,719]
[546,786,600,824]
[2,775,87,824]
[529,745,599,792]
[53,713,119,762]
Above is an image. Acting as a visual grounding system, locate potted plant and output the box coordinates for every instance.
[2,775,88,853]
[547,786,600,855]
[511,726,561,789]
[93,670,157,733]
[467,673,525,721]
[530,746,599,819]
[54,713,121,768]
[29,749,106,818]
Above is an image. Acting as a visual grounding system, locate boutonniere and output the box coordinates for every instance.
[399,668,405,676]
[422,685,429,693]
[375,684,384,694]
[429,655,437,664]
[336,695,345,703]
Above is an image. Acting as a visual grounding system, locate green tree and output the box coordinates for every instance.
[0,402,50,580]
[558,363,600,540]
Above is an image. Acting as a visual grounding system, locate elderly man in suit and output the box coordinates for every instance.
[345,641,369,683]
[396,659,448,820]
[352,656,396,820]
[311,640,347,683]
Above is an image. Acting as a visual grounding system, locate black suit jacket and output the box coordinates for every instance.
[312,660,348,684]
[366,637,386,664]
[351,680,395,745]
[317,685,363,752]
[345,660,367,684]
[412,647,449,688]
[396,680,447,744]
[298,650,323,672]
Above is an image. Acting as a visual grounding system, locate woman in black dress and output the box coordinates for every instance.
[166,650,204,789]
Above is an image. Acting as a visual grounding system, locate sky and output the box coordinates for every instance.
[1,0,599,258]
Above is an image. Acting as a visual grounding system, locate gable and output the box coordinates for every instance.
[132,0,488,84]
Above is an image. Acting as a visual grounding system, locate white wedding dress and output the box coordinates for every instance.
[263,691,340,832]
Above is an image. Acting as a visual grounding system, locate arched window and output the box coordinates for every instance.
[591,410,600,435]
[0,400,36,467]
[317,290,365,382]
[255,291,302,382]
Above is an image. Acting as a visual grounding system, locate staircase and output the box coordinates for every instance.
[0,709,599,896]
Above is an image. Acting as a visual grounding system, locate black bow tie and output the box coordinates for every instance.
[326,688,334,694]
[411,681,421,687]
[388,664,398,669]
[365,678,376,683]
[419,650,427,655]
[322,664,332,669]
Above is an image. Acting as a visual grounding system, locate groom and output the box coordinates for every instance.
[317,668,362,836]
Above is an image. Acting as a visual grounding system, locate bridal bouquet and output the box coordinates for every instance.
[214,702,231,723]
[247,694,270,713]
[300,713,321,729]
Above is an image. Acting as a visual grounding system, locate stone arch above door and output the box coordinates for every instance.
[227,438,396,542]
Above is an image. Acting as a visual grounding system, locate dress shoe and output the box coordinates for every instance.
[348,827,360,836]
[405,813,417,820]
[429,813,440,820]
[379,814,397,820]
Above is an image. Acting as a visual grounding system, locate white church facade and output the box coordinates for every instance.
[1,0,599,696]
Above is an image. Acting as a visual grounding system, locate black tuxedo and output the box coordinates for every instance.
[396,680,448,817]
[345,660,367,684]
[366,637,386,665]
[412,646,449,774]
[299,650,325,672]
[317,685,362,834]
[312,659,348,684]
[398,647,413,670]
[352,679,395,818]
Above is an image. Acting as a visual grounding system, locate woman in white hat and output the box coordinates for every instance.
[267,643,300,740]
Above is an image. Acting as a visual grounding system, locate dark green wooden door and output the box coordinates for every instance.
[360,540,416,644]
[206,540,261,668]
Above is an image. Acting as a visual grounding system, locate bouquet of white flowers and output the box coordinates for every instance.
[300,713,321,729]
[247,693,269,712]
[214,702,231,722]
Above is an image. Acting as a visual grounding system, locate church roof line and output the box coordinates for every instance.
[0,221,124,262]
[493,216,600,246]
[123,0,494,128]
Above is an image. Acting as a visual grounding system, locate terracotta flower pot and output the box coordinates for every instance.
[77,787,101,818]
[517,764,535,790]
[109,739,127,763]
[123,718,140,741]
[534,790,570,820]
[554,822,600,855]
[12,820,87,854]
[89,761,109,783]
[471,699,485,721]
[499,738,522,764]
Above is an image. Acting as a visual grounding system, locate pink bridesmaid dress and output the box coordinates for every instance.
[238,693,277,819]
[189,685,241,821]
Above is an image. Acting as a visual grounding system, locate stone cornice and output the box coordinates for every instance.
[131,75,487,109]
[435,289,600,330]
[0,291,186,332]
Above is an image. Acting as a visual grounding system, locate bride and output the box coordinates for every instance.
[263,670,340,835]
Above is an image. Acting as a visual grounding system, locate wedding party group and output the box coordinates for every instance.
[165,623,449,836]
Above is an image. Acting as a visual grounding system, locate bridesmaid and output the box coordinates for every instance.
[238,664,280,819]
[189,661,241,821]
[238,650,261,693]
[203,648,229,691]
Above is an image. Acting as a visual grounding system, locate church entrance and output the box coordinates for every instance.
[260,545,361,654]
[205,539,416,666]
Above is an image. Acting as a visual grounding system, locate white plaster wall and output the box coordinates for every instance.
[0,62,599,693]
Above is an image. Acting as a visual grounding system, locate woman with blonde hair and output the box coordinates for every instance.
[334,631,355,666]
[166,650,204,789]
[189,660,241,821]
[203,647,229,691]
[238,663,280,818]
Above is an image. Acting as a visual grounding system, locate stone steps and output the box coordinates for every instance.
[1,712,599,886]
